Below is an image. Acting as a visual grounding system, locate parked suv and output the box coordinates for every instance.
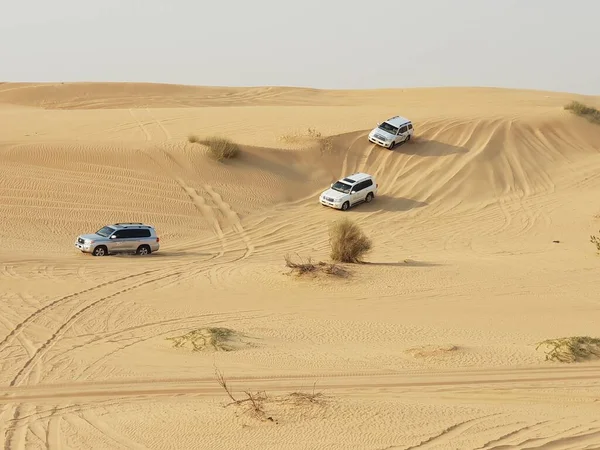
[75,223,160,256]
[368,115,414,149]
[319,172,378,211]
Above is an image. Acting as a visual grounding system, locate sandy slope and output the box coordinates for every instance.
[1,82,600,449]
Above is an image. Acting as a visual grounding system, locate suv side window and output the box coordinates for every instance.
[354,180,369,192]
[399,125,408,133]
[363,179,373,189]
[130,228,151,238]
[408,123,413,130]
[113,229,142,239]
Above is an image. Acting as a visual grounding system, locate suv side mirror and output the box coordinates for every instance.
[110,235,117,239]
[351,190,356,194]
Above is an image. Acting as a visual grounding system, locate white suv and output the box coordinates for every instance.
[368,115,414,149]
[319,172,378,211]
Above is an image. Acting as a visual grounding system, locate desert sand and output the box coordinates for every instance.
[1,81,600,449]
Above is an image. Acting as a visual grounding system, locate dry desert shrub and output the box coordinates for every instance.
[188,134,200,143]
[564,101,600,124]
[590,232,600,251]
[215,368,327,423]
[329,218,372,263]
[191,136,240,161]
[166,327,238,352]
[536,336,600,363]
[284,253,348,277]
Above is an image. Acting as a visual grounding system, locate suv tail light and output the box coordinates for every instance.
[156,237,160,242]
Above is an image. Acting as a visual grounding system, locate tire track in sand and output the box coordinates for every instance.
[144,107,172,141]
[0,315,41,385]
[203,184,254,259]
[128,109,151,141]
[137,143,228,258]
[9,270,182,388]
[80,410,149,450]
[2,269,182,449]
[402,414,502,449]
[0,270,162,358]
[4,364,600,402]
[340,132,370,178]
[175,178,227,257]
[46,411,63,450]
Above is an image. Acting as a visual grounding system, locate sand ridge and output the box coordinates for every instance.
[1,82,600,449]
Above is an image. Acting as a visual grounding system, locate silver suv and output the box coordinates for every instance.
[75,223,160,256]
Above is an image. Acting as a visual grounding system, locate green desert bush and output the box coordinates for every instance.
[329,218,372,263]
[564,101,600,124]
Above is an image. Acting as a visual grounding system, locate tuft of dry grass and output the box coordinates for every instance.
[286,382,326,406]
[591,232,600,251]
[405,344,459,359]
[279,128,334,156]
[284,253,348,277]
[536,336,600,363]
[329,218,372,263]
[564,101,600,124]
[189,136,240,161]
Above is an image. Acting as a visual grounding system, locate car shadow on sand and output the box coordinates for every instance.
[110,250,215,258]
[363,259,443,267]
[347,195,428,213]
[391,137,468,156]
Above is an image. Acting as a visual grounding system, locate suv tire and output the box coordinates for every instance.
[136,245,151,256]
[365,192,374,203]
[92,246,107,256]
[341,201,350,211]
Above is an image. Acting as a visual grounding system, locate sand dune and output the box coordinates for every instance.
[1,82,600,449]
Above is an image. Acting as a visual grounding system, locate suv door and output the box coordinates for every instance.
[397,125,408,143]
[361,179,374,200]
[122,228,146,251]
[351,181,367,204]
[108,229,129,252]
[132,228,152,251]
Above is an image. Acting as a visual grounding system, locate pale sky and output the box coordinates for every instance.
[1,0,599,95]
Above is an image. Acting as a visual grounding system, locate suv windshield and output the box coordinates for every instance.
[331,181,352,194]
[95,226,116,237]
[378,122,398,135]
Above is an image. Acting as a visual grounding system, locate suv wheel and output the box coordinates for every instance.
[405,134,411,142]
[136,245,151,256]
[92,246,107,256]
[389,141,396,150]
[341,201,350,211]
[365,192,374,203]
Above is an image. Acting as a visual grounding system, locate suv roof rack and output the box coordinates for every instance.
[114,222,144,225]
